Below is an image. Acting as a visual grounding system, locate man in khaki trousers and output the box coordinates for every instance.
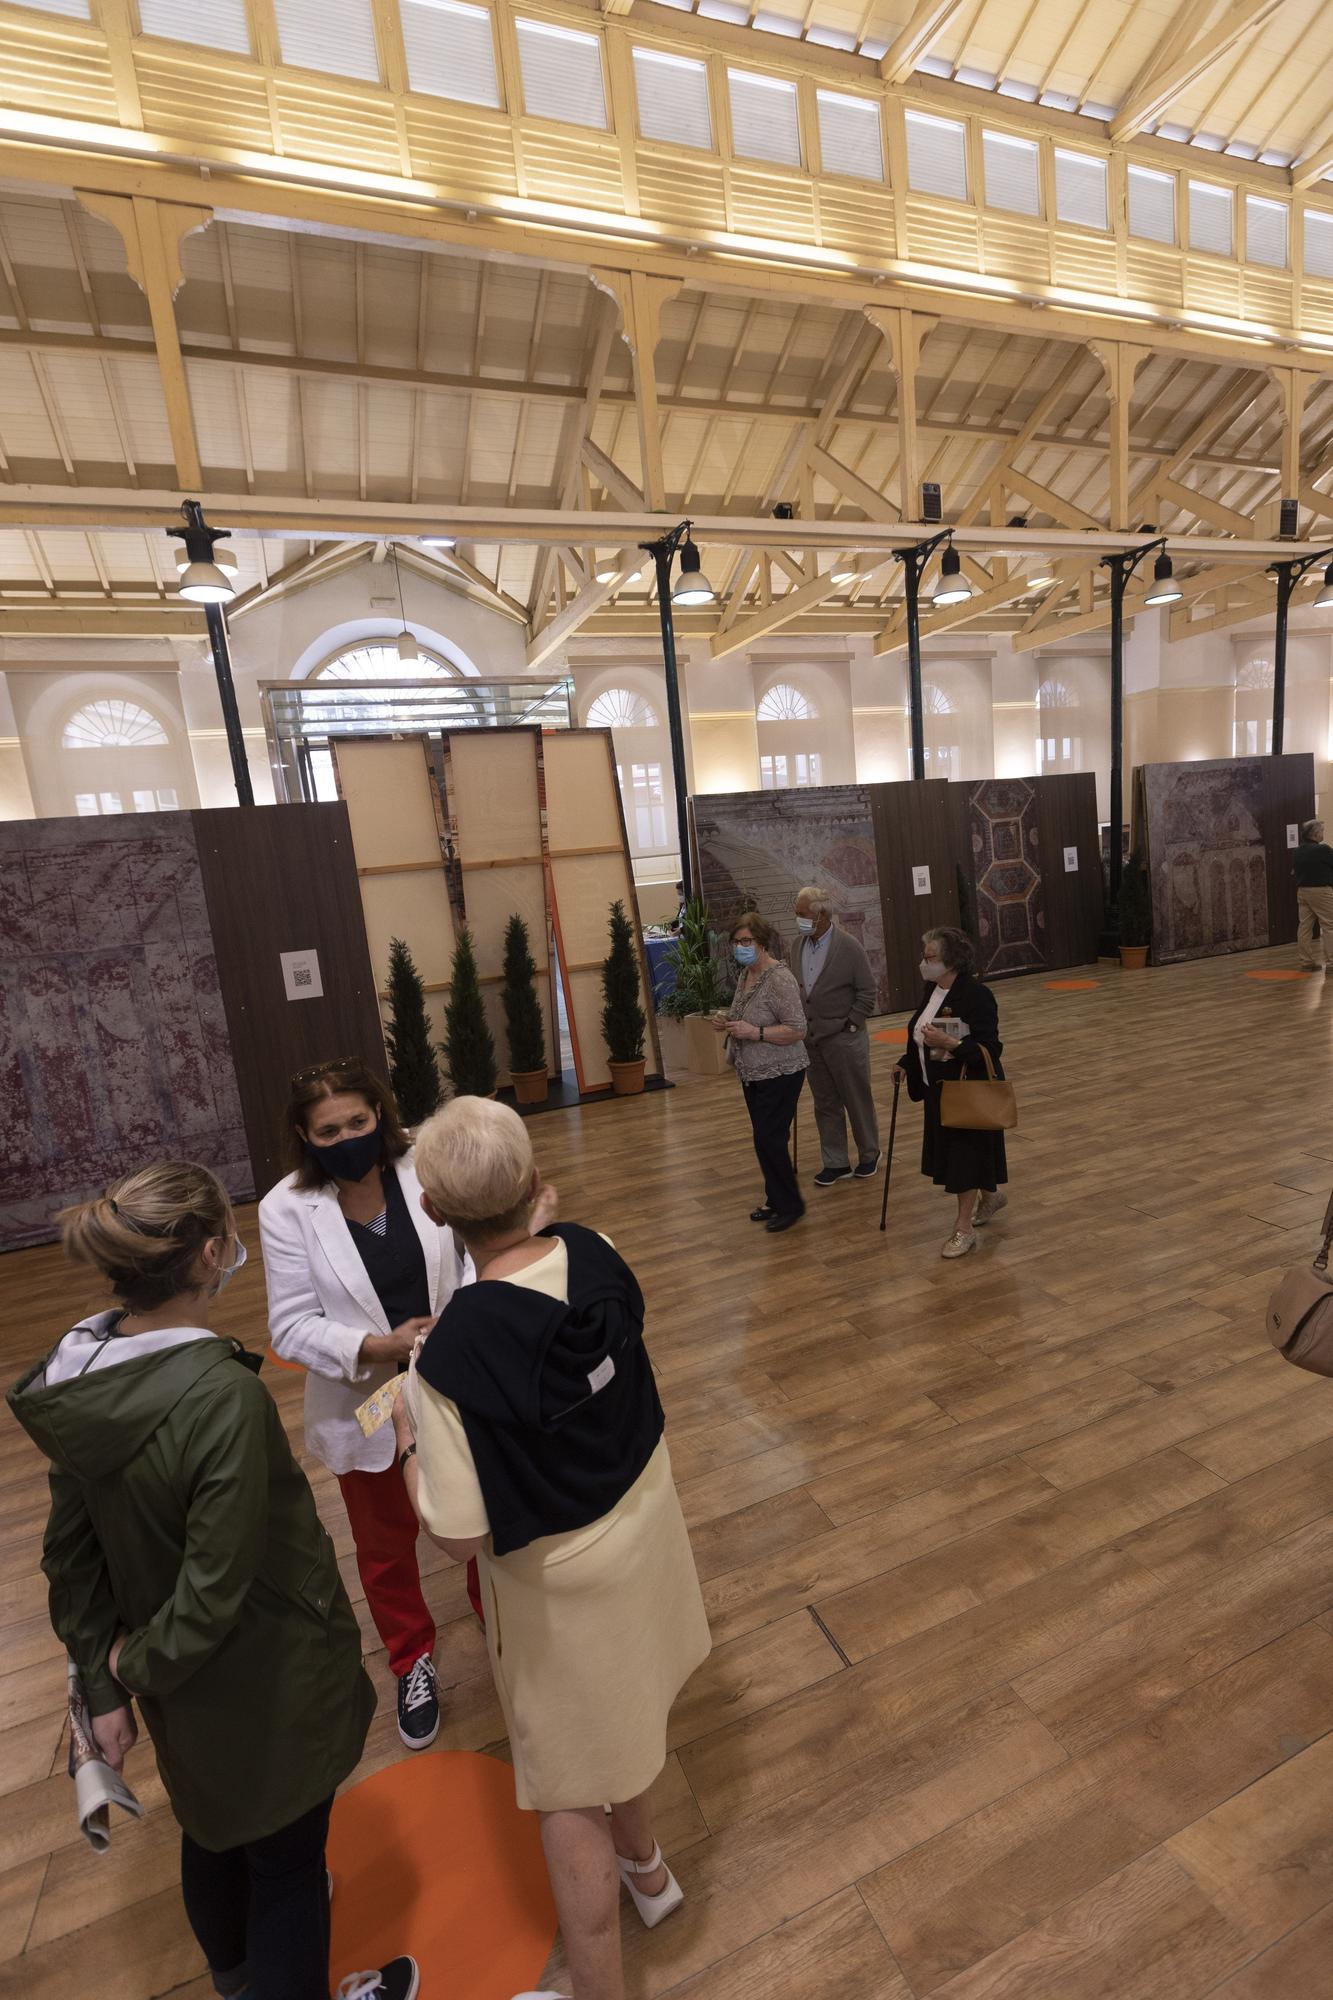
[791,886,881,1188]
[1294,817,1333,971]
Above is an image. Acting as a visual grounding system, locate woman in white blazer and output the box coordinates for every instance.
[259,1055,473,1755]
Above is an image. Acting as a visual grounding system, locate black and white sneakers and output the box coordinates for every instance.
[396,1654,440,1750]
[336,1960,421,2000]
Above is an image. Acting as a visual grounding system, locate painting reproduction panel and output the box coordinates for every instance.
[1141,758,1269,964]
[693,787,888,1010]
[969,779,1046,977]
[0,814,253,1251]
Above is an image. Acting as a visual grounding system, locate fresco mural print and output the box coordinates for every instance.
[0,813,253,1251]
[692,786,889,1011]
[1140,757,1270,964]
[967,778,1047,977]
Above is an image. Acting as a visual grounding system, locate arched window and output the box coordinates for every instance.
[63,700,169,749]
[587,687,659,728]
[1037,678,1076,708]
[316,643,479,680]
[920,681,955,717]
[1236,656,1274,691]
[1235,656,1275,754]
[757,682,817,722]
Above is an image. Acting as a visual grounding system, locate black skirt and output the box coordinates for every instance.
[921,1079,1007,1195]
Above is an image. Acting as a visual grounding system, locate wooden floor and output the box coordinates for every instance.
[5,945,1333,1998]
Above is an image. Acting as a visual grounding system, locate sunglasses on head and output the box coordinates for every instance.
[290,1056,357,1088]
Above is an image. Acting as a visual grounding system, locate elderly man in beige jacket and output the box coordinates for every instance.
[790,885,881,1188]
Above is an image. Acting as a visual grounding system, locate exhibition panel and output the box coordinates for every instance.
[1033,774,1105,971]
[439,727,557,1085]
[871,780,966,1010]
[963,778,1047,978]
[333,737,459,1048]
[1139,753,1316,964]
[193,802,385,1193]
[541,730,662,1093]
[692,786,890,1011]
[0,811,251,1251]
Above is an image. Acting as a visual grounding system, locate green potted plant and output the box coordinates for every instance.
[383,935,442,1127]
[1117,851,1152,969]
[660,896,733,1077]
[442,926,498,1097]
[601,899,648,1095]
[501,913,548,1106]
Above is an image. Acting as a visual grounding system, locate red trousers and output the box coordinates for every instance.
[338,1464,482,1676]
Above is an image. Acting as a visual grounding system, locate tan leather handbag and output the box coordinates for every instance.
[1267,1191,1333,1376]
[939,1045,1018,1133]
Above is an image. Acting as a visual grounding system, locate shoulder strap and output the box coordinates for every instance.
[1317,1189,1333,1275]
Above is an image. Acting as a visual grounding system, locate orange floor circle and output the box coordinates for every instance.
[872,1027,909,1043]
[328,1748,558,1998]
[1244,969,1317,981]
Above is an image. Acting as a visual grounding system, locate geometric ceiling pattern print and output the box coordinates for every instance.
[968,777,1047,977]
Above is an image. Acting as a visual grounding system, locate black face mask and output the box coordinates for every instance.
[306,1119,382,1183]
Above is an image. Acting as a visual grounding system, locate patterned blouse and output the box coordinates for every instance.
[728,962,810,1083]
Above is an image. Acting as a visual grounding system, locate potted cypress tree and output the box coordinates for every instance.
[502,913,548,1105]
[1117,851,1152,969]
[601,899,647,1095]
[442,926,498,1097]
[660,896,733,1076]
[384,936,442,1126]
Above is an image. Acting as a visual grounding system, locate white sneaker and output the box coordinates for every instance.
[974,1191,1008,1227]
[941,1230,978,1259]
[615,1841,684,1928]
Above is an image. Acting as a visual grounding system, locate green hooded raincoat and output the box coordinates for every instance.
[8,1333,375,1852]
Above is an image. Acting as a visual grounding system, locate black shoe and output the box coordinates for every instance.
[750,1205,775,1222]
[337,1958,420,2000]
[813,1166,853,1189]
[853,1153,882,1179]
[396,1655,440,1750]
[766,1208,805,1232]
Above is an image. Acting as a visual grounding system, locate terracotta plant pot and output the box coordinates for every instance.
[684,1014,731,1077]
[1119,944,1150,970]
[608,1058,647,1097]
[510,1068,549,1106]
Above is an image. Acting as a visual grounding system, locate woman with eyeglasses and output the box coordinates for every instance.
[711,911,810,1233]
[259,1056,472,1754]
[8,1161,415,2000]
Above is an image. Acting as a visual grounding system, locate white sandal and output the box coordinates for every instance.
[615,1841,684,1928]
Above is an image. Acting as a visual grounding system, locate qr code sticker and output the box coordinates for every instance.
[293,965,313,988]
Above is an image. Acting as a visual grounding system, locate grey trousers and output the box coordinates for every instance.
[807,1030,880,1170]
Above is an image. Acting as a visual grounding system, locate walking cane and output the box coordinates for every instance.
[879,1069,903,1233]
[792,1097,798,1174]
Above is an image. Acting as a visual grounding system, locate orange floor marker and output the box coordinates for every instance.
[872,1028,909,1044]
[1245,969,1316,981]
[1043,980,1100,991]
[328,1749,558,1998]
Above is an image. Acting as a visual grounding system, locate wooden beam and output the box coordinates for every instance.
[526,560,642,669]
[862,307,938,521]
[1269,365,1311,508]
[711,557,894,658]
[76,193,211,491]
[1294,124,1333,191]
[1088,341,1149,531]
[591,268,679,512]
[1109,0,1286,142]
[581,437,648,512]
[878,0,968,83]
[1001,467,1104,533]
[1155,476,1255,537]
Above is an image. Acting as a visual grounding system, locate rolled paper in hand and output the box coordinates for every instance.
[355,1372,407,1438]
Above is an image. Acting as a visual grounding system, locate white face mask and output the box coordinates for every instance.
[796,915,815,934]
[920,958,949,984]
[214,1237,248,1294]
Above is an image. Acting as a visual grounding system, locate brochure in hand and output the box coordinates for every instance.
[67,1658,144,1851]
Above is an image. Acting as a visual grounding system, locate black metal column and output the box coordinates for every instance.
[651,546,693,902]
[203,601,255,808]
[1107,554,1128,911]
[903,548,926,780]
[1272,560,1294,757]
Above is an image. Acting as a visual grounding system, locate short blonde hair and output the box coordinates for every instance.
[414,1095,535,1239]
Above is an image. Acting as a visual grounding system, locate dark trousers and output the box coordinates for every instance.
[743,1070,806,1217]
[180,1794,333,2000]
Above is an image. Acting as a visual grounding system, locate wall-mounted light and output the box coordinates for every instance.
[421,533,456,549]
[391,543,419,665]
[1317,562,1333,610]
[171,501,237,605]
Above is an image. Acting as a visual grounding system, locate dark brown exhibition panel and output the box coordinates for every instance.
[1034,773,1104,969]
[1260,753,1317,944]
[871,780,960,1010]
[193,803,386,1194]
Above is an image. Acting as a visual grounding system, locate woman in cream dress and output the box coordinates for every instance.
[393,1096,710,2000]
